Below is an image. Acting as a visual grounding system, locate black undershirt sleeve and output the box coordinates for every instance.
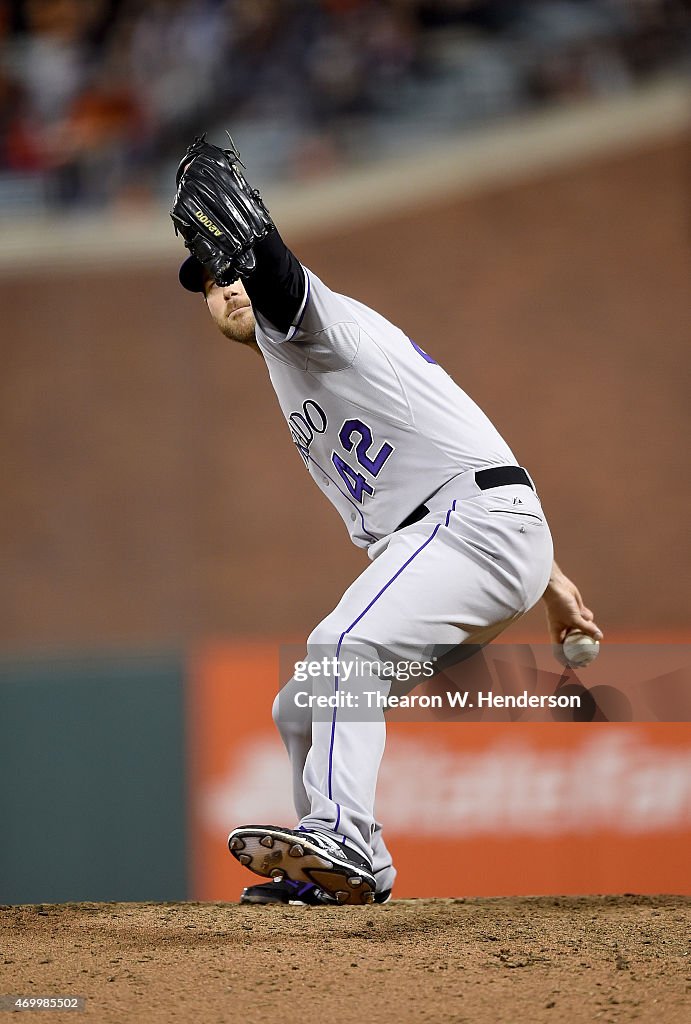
[243,229,306,335]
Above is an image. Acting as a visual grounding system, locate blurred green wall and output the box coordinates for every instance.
[0,654,186,904]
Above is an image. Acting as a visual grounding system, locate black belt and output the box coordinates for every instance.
[396,466,534,531]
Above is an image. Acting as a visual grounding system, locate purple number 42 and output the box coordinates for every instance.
[331,419,394,502]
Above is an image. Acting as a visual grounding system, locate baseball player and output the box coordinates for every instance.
[172,137,602,907]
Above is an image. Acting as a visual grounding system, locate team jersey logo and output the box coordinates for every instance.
[288,400,328,465]
[287,402,395,503]
[331,419,394,502]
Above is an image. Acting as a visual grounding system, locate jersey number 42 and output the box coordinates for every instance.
[332,419,394,503]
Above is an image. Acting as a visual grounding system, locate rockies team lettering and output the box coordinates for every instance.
[289,400,328,465]
[288,404,395,503]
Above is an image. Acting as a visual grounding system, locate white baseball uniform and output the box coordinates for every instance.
[254,267,553,892]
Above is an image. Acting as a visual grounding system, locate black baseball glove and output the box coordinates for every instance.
[170,134,274,286]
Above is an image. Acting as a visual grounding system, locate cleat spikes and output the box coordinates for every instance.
[226,825,376,903]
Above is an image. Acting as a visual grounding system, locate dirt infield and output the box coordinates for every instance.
[2,897,688,1023]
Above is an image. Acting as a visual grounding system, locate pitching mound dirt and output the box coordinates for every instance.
[1,896,689,1023]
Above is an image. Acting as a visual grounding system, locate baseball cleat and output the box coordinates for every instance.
[240,879,339,906]
[228,825,376,906]
[240,878,393,906]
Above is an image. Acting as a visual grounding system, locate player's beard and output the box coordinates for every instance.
[216,306,257,348]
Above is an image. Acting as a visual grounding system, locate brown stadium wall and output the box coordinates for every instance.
[0,134,689,651]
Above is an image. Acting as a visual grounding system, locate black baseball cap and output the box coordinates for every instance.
[179,254,206,293]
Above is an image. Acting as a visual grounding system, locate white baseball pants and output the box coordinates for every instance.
[272,472,553,892]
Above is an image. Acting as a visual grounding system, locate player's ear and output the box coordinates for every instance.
[201,275,214,302]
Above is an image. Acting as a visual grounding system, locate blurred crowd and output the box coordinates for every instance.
[0,0,688,211]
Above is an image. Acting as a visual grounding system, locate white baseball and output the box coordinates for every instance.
[562,630,600,668]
